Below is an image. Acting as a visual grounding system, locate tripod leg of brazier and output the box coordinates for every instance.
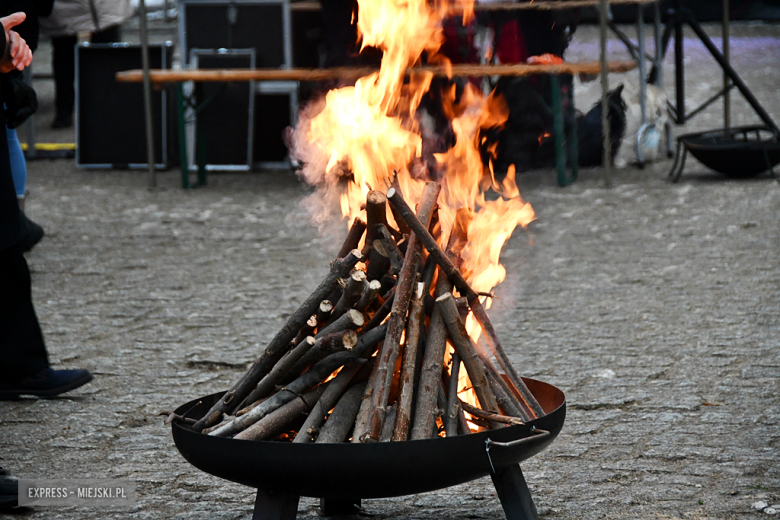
[252,489,300,520]
[491,464,540,520]
[320,498,362,515]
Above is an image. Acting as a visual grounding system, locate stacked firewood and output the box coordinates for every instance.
[187,181,545,443]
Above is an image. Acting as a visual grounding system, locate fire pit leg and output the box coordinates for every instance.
[319,498,362,515]
[490,464,540,520]
[252,489,300,520]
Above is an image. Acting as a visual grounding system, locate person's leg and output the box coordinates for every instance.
[0,245,92,398]
[0,246,49,383]
[51,35,77,128]
[91,25,121,44]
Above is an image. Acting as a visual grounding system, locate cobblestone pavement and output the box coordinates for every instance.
[0,22,778,520]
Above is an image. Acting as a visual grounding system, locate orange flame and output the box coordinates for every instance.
[293,0,535,411]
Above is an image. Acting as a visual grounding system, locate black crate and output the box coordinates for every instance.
[76,42,174,169]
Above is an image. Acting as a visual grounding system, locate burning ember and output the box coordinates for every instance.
[184,0,545,444]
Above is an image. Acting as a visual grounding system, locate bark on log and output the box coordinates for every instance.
[391,281,426,442]
[292,314,318,347]
[288,330,358,378]
[388,173,411,236]
[352,353,379,443]
[379,404,397,442]
[316,309,364,338]
[315,383,366,443]
[444,350,464,437]
[337,218,367,259]
[210,351,363,437]
[352,322,388,358]
[355,279,382,312]
[409,213,466,440]
[364,181,441,442]
[293,360,369,443]
[192,249,362,432]
[366,242,391,282]
[239,336,317,409]
[362,286,395,331]
[436,293,501,428]
[234,385,327,441]
[376,226,405,274]
[330,270,368,322]
[363,191,388,256]
[484,357,529,420]
[386,189,544,418]
[316,300,333,325]
[460,399,525,425]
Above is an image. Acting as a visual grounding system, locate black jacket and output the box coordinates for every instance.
[0,21,23,253]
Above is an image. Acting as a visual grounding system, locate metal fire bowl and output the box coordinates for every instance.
[680,125,780,177]
[171,377,565,499]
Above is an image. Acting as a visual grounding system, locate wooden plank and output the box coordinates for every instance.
[116,60,635,84]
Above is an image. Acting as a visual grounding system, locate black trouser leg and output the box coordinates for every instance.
[0,247,49,383]
[91,25,122,44]
[51,35,77,118]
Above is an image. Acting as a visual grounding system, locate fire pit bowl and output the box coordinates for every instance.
[171,377,565,519]
[669,125,780,182]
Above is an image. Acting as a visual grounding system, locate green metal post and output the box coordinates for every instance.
[551,75,568,187]
[176,82,190,189]
[565,77,579,183]
[195,83,207,186]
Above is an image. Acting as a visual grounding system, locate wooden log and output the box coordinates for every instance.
[293,360,369,443]
[336,218,366,259]
[238,336,317,409]
[351,352,379,443]
[365,241,391,282]
[316,300,333,325]
[435,293,501,428]
[379,404,397,442]
[192,249,363,432]
[234,385,328,441]
[375,226,405,274]
[288,330,358,378]
[409,212,466,440]
[364,181,441,442]
[388,172,411,236]
[391,281,426,442]
[330,270,368,322]
[292,314,318,347]
[316,308,364,338]
[362,286,395,331]
[386,189,544,418]
[351,322,388,358]
[315,383,366,443]
[460,400,525,426]
[209,351,363,437]
[363,191,388,256]
[355,279,382,312]
[444,350,464,437]
[485,365,528,420]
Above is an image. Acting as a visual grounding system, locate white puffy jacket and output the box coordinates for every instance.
[39,0,134,36]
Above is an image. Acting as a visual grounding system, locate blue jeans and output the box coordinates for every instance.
[5,115,26,198]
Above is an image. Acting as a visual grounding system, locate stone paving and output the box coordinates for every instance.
[0,20,778,520]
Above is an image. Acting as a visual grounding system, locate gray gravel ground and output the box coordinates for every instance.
[0,19,778,520]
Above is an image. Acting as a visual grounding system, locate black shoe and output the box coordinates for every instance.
[18,212,44,253]
[0,368,93,400]
[51,113,72,129]
[0,468,19,511]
